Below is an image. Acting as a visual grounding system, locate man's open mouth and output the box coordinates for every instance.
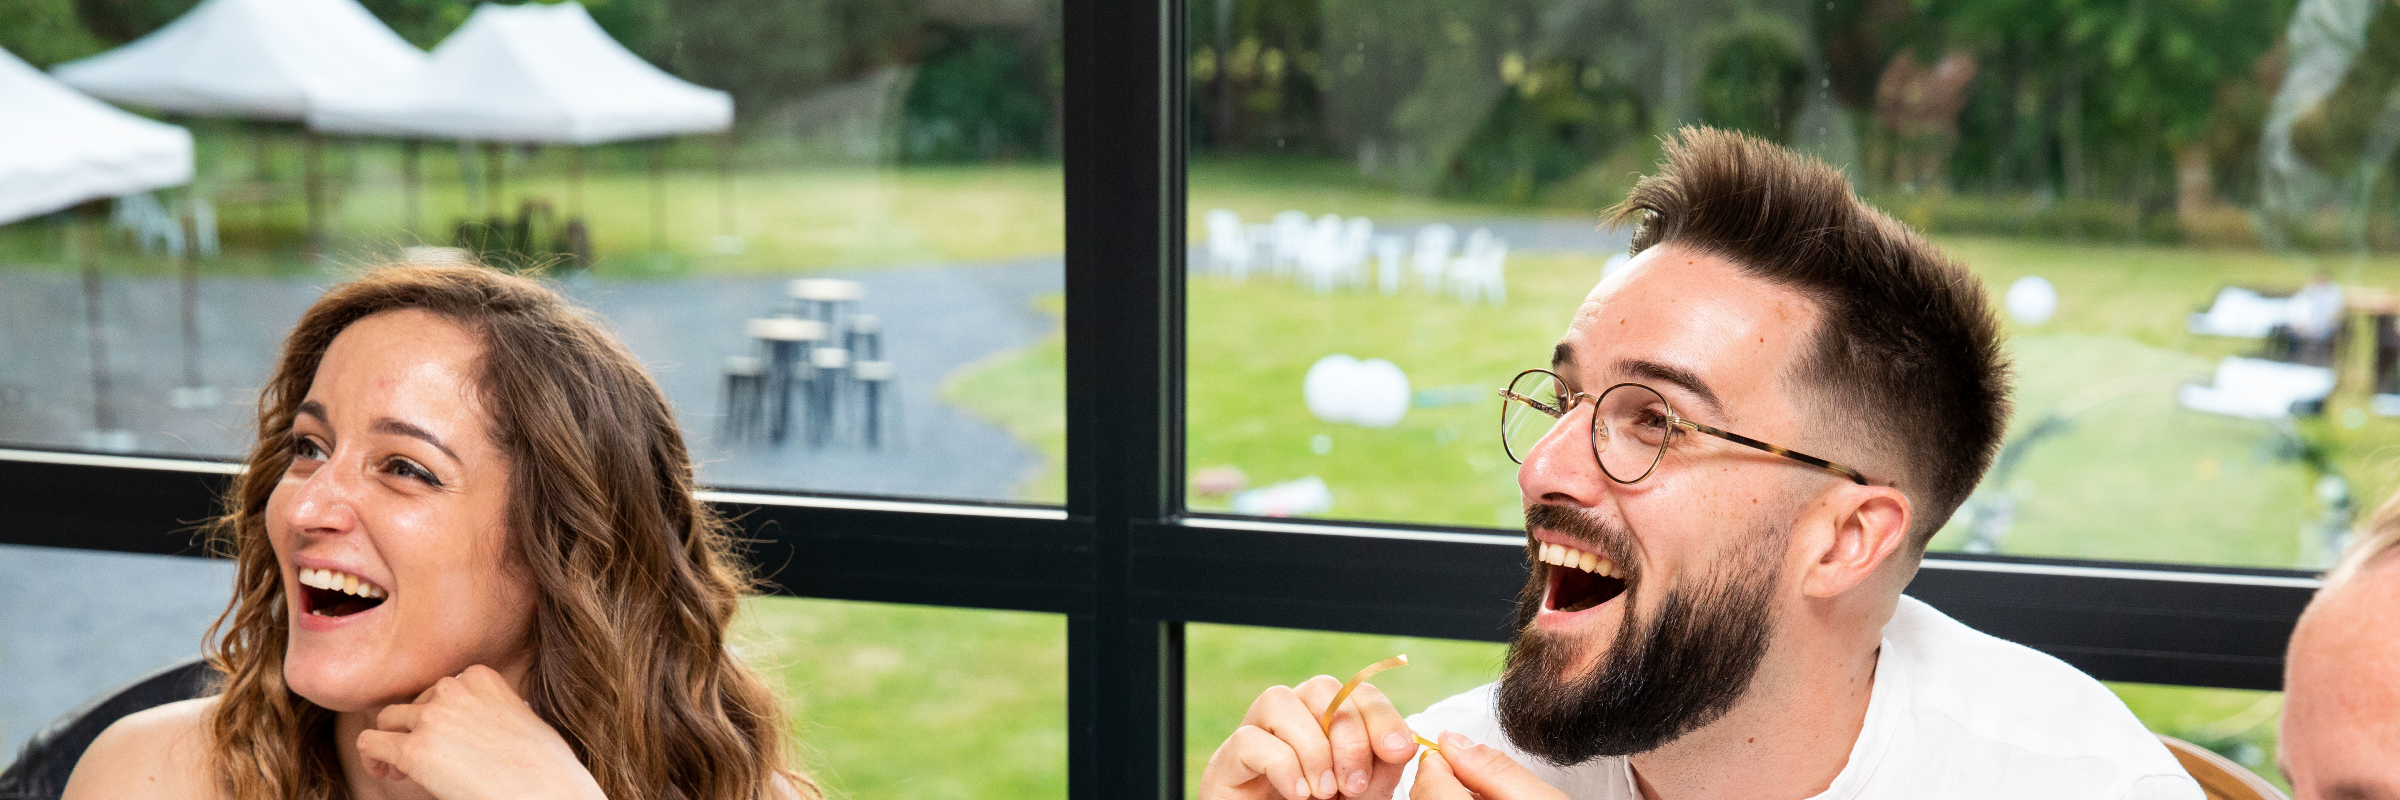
[298,567,388,618]
[1538,541,1628,613]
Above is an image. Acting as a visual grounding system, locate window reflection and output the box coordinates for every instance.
[1184,0,2400,571]
[0,0,1064,504]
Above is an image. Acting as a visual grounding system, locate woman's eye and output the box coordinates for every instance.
[290,437,326,461]
[387,458,443,487]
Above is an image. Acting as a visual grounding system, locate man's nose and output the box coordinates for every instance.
[1517,401,1610,509]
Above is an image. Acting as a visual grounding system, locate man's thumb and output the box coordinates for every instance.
[1435,732,1558,799]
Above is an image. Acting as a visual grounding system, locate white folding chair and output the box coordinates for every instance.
[1270,210,1311,279]
[1412,223,1455,294]
[1204,209,1250,281]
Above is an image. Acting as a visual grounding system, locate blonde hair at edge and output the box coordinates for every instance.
[2330,490,2400,587]
[203,264,817,800]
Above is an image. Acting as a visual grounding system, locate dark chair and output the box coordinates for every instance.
[0,657,215,800]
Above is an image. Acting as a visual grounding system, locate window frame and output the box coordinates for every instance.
[0,0,2324,796]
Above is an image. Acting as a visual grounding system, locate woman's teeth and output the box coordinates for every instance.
[1537,541,1620,577]
[299,567,386,599]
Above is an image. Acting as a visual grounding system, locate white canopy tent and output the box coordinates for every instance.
[309,1,731,144]
[1,46,196,446]
[49,0,427,120]
[0,47,192,226]
[308,1,734,254]
[49,0,428,257]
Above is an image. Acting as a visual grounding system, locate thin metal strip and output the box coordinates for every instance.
[699,489,1068,521]
[0,448,242,475]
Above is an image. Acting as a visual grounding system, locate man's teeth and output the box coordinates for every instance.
[298,567,386,599]
[1536,541,1619,577]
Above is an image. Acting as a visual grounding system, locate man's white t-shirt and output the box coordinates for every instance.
[1397,596,2201,799]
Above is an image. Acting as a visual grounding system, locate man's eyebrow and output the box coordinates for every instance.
[371,418,461,463]
[1551,342,1574,371]
[2328,781,2400,800]
[1618,358,1724,416]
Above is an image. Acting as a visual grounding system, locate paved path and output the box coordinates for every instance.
[0,258,1060,761]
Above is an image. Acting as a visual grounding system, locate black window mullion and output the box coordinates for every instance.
[1062,0,1184,796]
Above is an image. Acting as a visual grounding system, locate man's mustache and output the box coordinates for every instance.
[1524,503,1641,582]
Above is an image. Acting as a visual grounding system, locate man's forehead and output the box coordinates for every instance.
[1554,247,1818,405]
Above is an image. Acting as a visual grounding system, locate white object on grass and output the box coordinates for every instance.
[2176,356,2336,419]
[2005,276,2057,325]
[1303,354,1413,428]
[1232,475,1333,517]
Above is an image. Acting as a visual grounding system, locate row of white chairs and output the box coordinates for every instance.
[110,192,220,260]
[1201,209,1508,305]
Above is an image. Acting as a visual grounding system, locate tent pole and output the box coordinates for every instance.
[649,139,666,253]
[718,132,734,240]
[77,205,115,438]
[303,128,325,260]
[180,213,203,391]
[569,146,584,218]
[402,139,422,240]
[484,142,505,222]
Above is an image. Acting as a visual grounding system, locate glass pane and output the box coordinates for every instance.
[735,597,1067,799]
[1179,624,2288,793]
[1179,0,2400,569]
[0,545,1069,797]
[0,0,1063,504]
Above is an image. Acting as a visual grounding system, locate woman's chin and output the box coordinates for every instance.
[284,652,412,713]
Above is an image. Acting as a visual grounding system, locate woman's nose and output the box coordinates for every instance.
[284,463,362,536]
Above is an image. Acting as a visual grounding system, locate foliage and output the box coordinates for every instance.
[1,0,102,67]
[900,26,1056,162]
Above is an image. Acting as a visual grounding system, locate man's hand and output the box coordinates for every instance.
[1198,674,1421,800]
[354,665,606,800]
[1409,732,1569,800]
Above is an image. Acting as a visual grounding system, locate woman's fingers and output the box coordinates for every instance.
[374,701,422,733]
[354,728,410,780]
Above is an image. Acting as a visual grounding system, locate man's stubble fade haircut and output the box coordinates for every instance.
[1606,126,2012,550]
[1499,503,1786,765]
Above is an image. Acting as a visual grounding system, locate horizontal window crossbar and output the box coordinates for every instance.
[0,451,2314,690]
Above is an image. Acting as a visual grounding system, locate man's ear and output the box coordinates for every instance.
[1799,484,1912,599]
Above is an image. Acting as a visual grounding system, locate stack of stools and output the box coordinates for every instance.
[720,355,765,442]
[848,315,896,448]
[740,316,828,445]
[787,279,867,448]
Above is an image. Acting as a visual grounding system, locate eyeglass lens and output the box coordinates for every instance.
[1503,373,1676,482]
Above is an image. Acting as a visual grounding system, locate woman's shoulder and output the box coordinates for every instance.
[60,695,225,800]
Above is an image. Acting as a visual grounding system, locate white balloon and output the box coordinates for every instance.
[1301,354,1413,427]
[2005,276,2057,325]
[1350,359,1413,428]
[1303,354,1362,423]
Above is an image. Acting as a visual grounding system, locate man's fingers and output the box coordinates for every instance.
[1344,684,1416,764]
[1248,685,1340,798]
[1213,725,1316,800]
[1408,749,1470,800]
[1292,674,1344,716]
[1323,699,1375,796]
[1359,756,1408,800]
[1437,732,1565,800]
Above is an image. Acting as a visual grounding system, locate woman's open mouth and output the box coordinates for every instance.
[298,567,388,618]
[1538,540,1629,613]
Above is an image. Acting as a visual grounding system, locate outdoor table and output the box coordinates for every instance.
[744,316,826,444]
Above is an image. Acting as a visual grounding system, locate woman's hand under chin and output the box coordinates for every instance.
[354,665,607,800]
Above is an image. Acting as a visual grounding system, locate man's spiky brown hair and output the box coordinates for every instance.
[1606,126,2011,548]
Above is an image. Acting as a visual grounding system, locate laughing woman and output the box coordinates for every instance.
[63,265,816,800]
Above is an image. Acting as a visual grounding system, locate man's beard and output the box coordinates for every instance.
[1496,502,1785,767]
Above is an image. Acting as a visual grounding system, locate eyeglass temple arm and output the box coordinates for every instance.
[1678,420,1870,485]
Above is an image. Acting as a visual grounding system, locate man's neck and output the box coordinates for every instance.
[1626,619,1884,800]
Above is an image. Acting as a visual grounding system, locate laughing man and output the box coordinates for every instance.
[1196,128,2199,800]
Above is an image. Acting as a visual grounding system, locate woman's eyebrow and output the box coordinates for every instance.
[371,418,461,463]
